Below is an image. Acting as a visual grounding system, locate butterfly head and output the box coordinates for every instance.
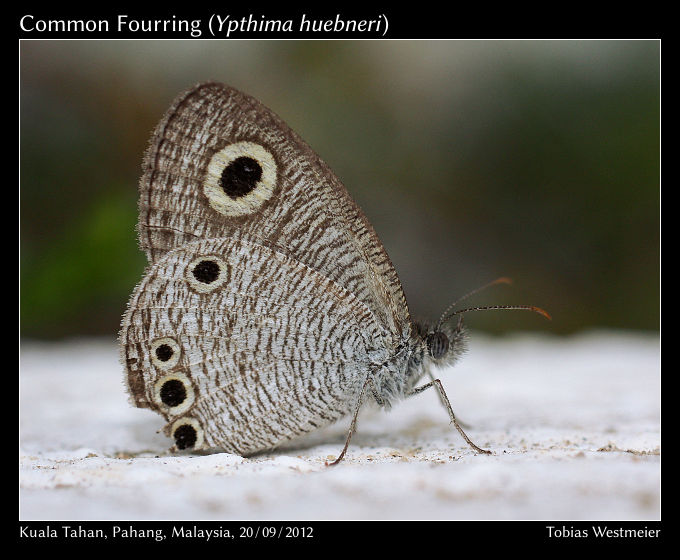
[415,277,551,371]
[408,316,468,376]
[423,316,468,367]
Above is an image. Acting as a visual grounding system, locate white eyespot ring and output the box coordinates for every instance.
[185,255,229,293]
[150,337,181,370]
[203,141,277,217]
[171,417,204,451]
[153,373,195,416]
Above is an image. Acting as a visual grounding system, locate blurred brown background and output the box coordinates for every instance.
[20,40,659,339]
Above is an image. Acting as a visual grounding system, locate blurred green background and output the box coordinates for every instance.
[20,40,659,339]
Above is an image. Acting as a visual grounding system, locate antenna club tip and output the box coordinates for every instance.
[531,306,552,320]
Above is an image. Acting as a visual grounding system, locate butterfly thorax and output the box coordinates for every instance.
[369,320,468,409]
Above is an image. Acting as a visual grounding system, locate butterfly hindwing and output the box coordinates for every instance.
[121,236,388,454]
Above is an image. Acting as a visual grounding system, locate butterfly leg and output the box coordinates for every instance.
[420,371,472,430]
[423,370,472,429]
[326,376,375,466]
[407,379,491,454]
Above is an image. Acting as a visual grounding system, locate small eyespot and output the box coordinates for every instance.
[153,373,195,415]
[427,331,450,360]
[155,344,174,362]
[160,379,186,407]
[186,256,228,293]
[171,418,204,451]
[150,337,181,370]
[203,141,277,217]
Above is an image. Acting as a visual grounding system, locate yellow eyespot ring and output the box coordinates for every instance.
[203,141,277,217]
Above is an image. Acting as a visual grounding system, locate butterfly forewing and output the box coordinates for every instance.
[138,82,410,341]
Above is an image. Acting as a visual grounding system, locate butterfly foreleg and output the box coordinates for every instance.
[407,379,491,455]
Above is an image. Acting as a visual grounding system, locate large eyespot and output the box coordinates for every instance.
[150,337,181,370]
[171,418,204,451]
[186,255,229,293]
[203,141,277,216]
[427,331,450,360]
[153,373,195,415]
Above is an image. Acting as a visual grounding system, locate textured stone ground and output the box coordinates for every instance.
[19,331,660,520]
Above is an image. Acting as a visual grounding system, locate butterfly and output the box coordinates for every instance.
[119,82,548,464]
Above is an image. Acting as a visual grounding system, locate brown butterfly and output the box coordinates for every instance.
[120,82,548,464]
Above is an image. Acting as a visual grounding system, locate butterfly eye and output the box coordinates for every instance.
[203,141,277,216]
[150,337,181,369]
[427,331,450,360]
[171,418,204,451]
[153,373,195,414]
[186,256,229,293]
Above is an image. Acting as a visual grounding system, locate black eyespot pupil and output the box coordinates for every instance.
[174,424,197,450]
[428,332,450,360]
[192,260,220,284]
[155,344,174,362]
[220,156,262,199]
[160,379,187,407]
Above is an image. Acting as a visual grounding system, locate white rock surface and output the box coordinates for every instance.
[19,331,660,520]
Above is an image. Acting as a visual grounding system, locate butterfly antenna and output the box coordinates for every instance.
[446,304,551,321]
[437,277,513,329]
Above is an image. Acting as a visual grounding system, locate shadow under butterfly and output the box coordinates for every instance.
[119,82,549,465]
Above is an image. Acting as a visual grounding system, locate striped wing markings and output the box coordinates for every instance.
[122,235,387,450]
[138,82,410,343]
